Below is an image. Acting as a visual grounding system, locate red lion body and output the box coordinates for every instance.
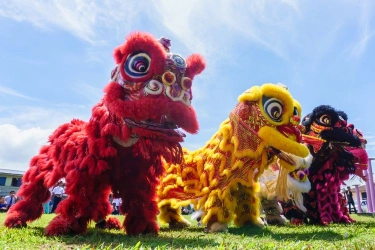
[4,32,205,236]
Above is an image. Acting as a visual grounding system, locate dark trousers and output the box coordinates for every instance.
[51,196,62,213]
[112,206,119,215]
[348,201,357,214]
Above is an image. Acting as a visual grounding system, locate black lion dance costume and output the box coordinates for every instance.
[282,105,364,225]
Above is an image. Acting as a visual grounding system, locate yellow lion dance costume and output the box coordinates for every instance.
[157,83,310,232]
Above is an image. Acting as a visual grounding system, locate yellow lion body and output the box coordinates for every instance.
[158,83,309,232]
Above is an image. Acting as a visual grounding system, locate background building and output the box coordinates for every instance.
[0,168,24,197]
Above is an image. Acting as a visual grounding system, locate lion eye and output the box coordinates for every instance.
[293,107,299,116]
[318,114,331,125]
[124,52,151,78]
[263,97,283,122]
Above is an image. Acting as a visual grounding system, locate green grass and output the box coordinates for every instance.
[1,213,375,249]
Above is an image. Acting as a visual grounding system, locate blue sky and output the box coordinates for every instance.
[0,1,374,186]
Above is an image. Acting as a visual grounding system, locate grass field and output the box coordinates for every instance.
[1,213,375,249]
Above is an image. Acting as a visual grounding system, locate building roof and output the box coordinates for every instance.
[0,168,25,176]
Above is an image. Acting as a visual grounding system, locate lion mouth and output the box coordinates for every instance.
[277,125,302,143]
[269,147,296,165]
[124,118,186,137]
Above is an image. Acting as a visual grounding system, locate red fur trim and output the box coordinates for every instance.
[134,136,183,164]
[105,217,122,230]
[186,54,206,80]
[45,216,76,236]
[101,123,120,137]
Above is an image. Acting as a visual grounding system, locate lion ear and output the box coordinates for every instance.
[186,54,206,80]
[113,46,124,64]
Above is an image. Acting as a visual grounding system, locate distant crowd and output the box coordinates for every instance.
[0,190,18,212]
[1,180,123,215]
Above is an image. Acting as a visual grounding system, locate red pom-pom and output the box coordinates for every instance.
[186,54,206,80]
[105,217,122,230]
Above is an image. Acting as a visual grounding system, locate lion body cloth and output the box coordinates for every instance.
[4,32,205,236]
[158,84,310,232]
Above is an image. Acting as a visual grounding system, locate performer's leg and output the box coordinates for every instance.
[158,200,191,229]
[201,192,233,233]
[233,183,264,227]
[120,167,161,235]
[261,198,286,225]
[45,172,112,236]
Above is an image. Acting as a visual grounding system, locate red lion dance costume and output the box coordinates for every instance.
[4,32,205,236]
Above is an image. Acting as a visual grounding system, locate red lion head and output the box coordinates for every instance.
[87,32,205,164]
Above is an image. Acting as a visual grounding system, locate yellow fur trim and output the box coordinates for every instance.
[258,126,309,157]
[238,86,261,102]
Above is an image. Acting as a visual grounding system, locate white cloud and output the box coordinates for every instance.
[1,0,370,65]
[281,0,300,13]
[0,0,144,45]
[350,30,375,59]
[0,105,92,171]
[0,105,90,129]
[72,82,103,104]
[153,0,300,60]
[349,0,375,59]
[0,124,52,171]
[0,0,301,64]
[1,0,364,66]
[0,86,38,101]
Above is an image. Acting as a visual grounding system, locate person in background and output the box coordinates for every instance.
[48,187,54,212]
[43,191,51,214]
[112,197,122,215]
[51,181,65,213]
[0,196,7,212]
[345,186,357,214]
[4,191,16,211]
[181,206,189,215]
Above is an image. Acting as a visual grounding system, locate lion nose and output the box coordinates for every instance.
[290,115,300,126]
